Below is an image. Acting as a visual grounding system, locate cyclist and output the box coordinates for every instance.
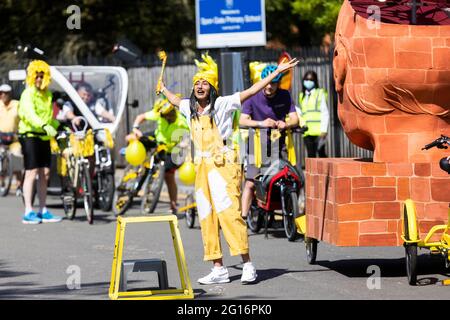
[0,84,22,195]
[126,96,189,214]
[18,60,62,224]
[239,65,299,220]
[58,82,115,125]
[160,53,299,285]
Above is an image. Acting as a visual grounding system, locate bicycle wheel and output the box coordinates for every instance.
[81,163,94,224]
[305,237,318,265]
[283,190,299,241]
[184,193,196,228]
[0,152,13,196]
[247,202,263,233]
[61,174,76,220]
[405,244,418,285]
[97,172,115,212]
[113,165,139,216]
[140,162,164,214]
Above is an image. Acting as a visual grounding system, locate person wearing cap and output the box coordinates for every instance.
[160,53,299,285]
[0,84,23,195]
[126,96,189,214]
[18,60,62,224]
[239,64,299,221]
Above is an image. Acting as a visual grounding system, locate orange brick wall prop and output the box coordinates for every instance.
[305,158,449,246]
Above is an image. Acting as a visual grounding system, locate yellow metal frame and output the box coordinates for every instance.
[402,200,450,260]
[109,215,194,300]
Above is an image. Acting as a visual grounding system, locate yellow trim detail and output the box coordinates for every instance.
[109,215,194,300]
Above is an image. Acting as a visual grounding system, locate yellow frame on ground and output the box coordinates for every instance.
[109,215,194,300]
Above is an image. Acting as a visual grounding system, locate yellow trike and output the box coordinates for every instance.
[401,135,450,285]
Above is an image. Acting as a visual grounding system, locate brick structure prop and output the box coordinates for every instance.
[306,158,449,246]
[333,0,450,163]
[305,1,450,247]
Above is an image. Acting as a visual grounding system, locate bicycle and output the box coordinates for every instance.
[113,139,166,216]
[0,132,15,196]
[402,135,450,285]
[58,117,95,224]
[243,126,307,242]
[92,128,115,212]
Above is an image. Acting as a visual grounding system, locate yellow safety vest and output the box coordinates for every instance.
[299,88,327,137]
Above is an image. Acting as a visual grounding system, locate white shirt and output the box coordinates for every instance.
[58,99,110,122]
[296,88,329,133]
[179,92,241,140]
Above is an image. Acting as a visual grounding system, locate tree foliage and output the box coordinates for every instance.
[0,0,342,61]
[291,0,342,40]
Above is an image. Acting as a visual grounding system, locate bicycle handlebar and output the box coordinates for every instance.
[239,125,308,134]
[71,116,88,134]
[422,135,449,150]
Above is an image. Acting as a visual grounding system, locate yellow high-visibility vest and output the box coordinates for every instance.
[299,88,327,137]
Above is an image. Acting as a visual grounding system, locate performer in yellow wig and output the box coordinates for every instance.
[18,60,62,224]
[160,53,299,285]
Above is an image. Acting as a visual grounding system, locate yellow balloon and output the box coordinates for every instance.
[178,161,196,185]
[125,140,146,166]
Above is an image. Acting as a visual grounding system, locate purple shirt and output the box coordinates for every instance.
[241,89,296,121]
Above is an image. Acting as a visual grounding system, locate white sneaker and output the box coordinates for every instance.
[197,267,230,285]
[241,262,257,284]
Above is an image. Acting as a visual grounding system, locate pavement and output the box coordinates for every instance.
[0,183,450,300]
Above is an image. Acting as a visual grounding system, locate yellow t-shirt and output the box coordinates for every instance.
[0,99,19,133]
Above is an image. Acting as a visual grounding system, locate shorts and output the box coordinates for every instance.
[139,135,157,151]
[19,136,51,170]
[164,153,182,173]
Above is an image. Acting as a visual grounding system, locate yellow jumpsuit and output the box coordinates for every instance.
[191,115,249,261]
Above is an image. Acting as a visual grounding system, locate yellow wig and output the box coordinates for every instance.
[192,53,218,92]
[26,60,51,90]
[249,61,267,85]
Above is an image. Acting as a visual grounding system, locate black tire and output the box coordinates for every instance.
[247,203,263,233]
[97,172,115,212]
[112,188,133,216]
[140,162,164,215]
[185,193,196,229]
[81,163,94,224]
[305,237,318,264]
[283,191,299,241]
[0,152,13,196]
[405,244,418,286]
[61,174,76,220]
[112,165,140,216]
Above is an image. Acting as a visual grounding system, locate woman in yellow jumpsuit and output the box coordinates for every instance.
[160,54,299,284]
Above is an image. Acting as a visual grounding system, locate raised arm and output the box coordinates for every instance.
[239,58,299,103]
[159,81,182,108]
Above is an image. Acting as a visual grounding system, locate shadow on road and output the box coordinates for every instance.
[316,255,450,282]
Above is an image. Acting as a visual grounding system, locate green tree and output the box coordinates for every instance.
[291,0,342,43]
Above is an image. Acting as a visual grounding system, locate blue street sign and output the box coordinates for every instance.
[196,0,266,49]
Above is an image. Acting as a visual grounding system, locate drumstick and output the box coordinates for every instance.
[156,50,167,95]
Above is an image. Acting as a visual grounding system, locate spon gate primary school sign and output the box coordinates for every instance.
[196,0,266,49]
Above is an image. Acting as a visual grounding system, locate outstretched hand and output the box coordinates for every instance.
[276,58,300,75]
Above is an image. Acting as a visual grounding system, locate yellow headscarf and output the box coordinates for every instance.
[192,53,218,92]
[249,61,267,85]
[26,60,51,90]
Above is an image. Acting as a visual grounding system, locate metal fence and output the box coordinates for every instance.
[120,46,373,167]
[0,46,373,167]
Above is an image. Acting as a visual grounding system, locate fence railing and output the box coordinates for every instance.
[0,46,373,167]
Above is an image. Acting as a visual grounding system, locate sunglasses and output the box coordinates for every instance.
[35,75,44,79]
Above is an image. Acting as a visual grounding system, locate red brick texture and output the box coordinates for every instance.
[305,158,449,247]
[333,0,450,164]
